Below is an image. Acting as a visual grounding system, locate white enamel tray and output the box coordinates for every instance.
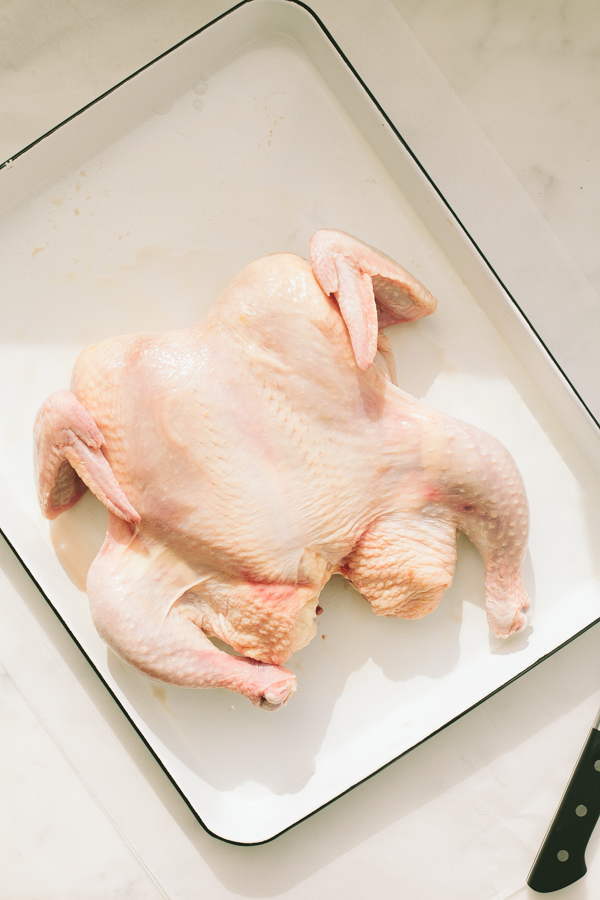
[1,0,600,844]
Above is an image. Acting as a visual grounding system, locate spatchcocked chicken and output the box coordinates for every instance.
[34,230,530,710]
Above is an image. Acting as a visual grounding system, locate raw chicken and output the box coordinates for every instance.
[34,230,530,710]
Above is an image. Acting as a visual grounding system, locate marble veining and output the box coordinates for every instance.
[392,0,600,297]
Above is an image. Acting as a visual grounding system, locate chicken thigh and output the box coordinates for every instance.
[34,230,530,709]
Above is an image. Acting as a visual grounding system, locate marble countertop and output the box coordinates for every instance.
[1,1,600,898]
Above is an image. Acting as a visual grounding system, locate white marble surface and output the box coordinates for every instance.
[392,0,600,301]
[1,1,600,898]
[0,662,163,900]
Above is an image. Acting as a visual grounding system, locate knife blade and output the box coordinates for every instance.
[527,708,600,893]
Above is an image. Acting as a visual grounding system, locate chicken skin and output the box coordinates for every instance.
[34,230,530,709]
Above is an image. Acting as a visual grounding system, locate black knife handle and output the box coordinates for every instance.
[528,727,600,893]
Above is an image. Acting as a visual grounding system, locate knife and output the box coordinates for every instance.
[527,708,600,893]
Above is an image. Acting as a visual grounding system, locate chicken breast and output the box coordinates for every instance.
[34,230,530,709]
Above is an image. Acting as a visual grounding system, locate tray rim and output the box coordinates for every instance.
[1,0,600,845]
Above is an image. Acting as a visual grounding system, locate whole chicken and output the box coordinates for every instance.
[34,230,530,710]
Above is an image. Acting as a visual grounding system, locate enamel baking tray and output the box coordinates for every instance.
[1,0,600,844]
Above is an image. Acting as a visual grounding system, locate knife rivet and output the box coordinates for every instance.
[576,805,588,817]
[557,850,569,862]
[595,761,600,772]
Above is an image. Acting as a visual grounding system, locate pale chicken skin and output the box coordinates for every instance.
[34,230,530,709]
